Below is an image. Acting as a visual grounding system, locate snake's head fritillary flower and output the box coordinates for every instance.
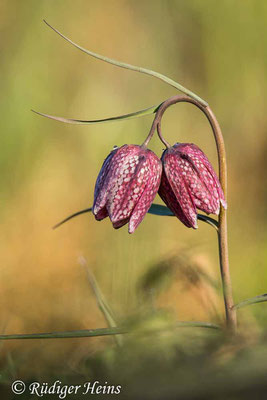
[158,143,227,229]
[93,144,162,233]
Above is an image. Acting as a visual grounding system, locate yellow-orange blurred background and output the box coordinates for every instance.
[0,0,267,379]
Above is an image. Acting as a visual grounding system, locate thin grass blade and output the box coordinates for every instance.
[79,256,123,346]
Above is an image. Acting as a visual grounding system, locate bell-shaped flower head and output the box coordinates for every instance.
[159,143,226,229]
[93,144,162,233]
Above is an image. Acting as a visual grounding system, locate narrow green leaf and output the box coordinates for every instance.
[196,214,219,231]
[0,321,220,341]
[53,208,92,229]
[0,328,126,340]
[233,294,267,310]
[148,204,219,231]
[148,203,174,216]
[43,20,208,107]
[31,104,161,125]
[53,204,218,231]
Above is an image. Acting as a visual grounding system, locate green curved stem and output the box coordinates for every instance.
[203,106,237,332]
[43,20,208,107]
[144,95,237,332]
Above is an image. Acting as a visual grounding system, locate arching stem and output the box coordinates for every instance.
[157,121,171,148]
[146,95,237,332]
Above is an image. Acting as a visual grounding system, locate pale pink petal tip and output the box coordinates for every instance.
[220,199,227,209]
[128,220,136,234]
[215,207,220,216]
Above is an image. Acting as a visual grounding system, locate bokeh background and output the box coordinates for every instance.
[0,0,267,398]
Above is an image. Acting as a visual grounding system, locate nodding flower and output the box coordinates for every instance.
[93,144,162,233]
[159,143,226,229]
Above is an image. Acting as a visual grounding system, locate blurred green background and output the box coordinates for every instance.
[0,0,267,397]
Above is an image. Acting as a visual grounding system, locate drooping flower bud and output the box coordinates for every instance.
[93,144,162,233]
[158,143,226,229]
